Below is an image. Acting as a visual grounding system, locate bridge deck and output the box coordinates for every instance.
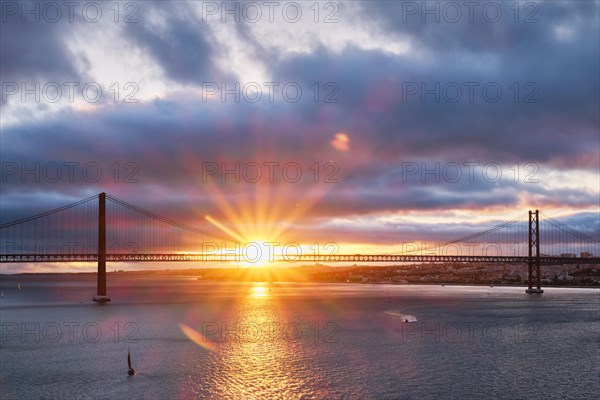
[1,254,598,264]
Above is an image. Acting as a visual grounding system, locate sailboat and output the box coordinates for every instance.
[17,282,21,290]
[127,349,135,375]
[127,348,135,376]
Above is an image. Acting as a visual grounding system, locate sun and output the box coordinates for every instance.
[200,166,339,269]
[243,238,276,267]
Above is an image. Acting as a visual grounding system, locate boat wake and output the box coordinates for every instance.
[384,311,418,322]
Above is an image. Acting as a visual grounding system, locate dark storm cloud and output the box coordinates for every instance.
[122,1,221,84]
[285,209,600,248]
[0,1,221,88]
[3,81,594,222]
[1,92,597,225]
[0,0,83,82]
[1,1,598,244]
[549,212,600,239]
[356,0,598,55]
[264,17,599,168]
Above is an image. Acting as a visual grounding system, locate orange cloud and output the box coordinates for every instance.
[331,132,350,152]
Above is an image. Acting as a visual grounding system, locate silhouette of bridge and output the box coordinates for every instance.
[1,193,599,300]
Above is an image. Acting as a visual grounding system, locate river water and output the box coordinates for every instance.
[1,276,598,399]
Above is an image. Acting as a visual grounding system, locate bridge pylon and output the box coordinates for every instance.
[526,209,543,294]
[93,192,110,302]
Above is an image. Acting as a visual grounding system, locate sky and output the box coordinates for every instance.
[1,0,599,272]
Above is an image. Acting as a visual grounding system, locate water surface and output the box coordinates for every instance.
[1,277,598,399]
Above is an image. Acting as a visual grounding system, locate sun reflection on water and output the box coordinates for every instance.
[207,284,312,398]
[251,284,270,298]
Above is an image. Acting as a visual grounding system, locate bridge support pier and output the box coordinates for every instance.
[526,210,543,294]
[93,192,111,303]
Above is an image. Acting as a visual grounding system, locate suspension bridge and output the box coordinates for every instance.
[1,192,599,300]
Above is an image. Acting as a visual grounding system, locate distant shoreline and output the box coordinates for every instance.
[0,267,598,289]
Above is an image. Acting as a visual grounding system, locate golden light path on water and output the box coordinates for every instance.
[180,283,317,398]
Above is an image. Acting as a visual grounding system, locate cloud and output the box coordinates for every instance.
[1,1,598,258]
[122,1,219,85]
[330,132,350,152]
[0,2,83,82]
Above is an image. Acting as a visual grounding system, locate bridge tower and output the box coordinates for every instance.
[526,209,543,294]
[93,192,110,302]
